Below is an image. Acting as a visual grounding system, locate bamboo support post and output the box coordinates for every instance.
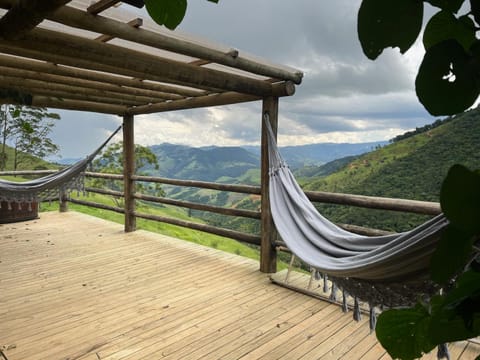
[123,114,136,232]
[260,97,279,273]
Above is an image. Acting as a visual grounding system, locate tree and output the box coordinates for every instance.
[91,142,164,207]
[0,105,60,171]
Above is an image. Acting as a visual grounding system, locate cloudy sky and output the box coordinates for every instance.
[51,0,438,159]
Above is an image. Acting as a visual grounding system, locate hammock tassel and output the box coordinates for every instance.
[437,343,450,359]
[369,305,376,333]
[329,282,338,301]
[314,269,321,281]
[353,297,361,321]
[342,290,348,313]
[323,274,329,293]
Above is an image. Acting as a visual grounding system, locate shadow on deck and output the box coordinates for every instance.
[1,212,478,359]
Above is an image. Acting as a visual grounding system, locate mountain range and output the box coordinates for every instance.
[147,141,387,182]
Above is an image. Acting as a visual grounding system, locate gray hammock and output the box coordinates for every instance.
[0,125,122,207]
[265,116,450,310]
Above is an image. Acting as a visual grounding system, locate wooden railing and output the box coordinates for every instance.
[0,169,442,268]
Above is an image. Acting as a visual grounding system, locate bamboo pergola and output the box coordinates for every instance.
[0,0,304,272]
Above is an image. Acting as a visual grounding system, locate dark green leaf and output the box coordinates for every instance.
[430,225,474,283]
[376,304,435,360]
[144,0,187,30]
[357,0,423,60]
[471,0,480,24]
[425,0,465,13]
[423,11,476,51]
[415,40,479,116]
[429,271,480,343]
[441,164,480,233]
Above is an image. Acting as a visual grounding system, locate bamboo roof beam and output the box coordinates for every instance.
[0,95,127,115]
[0,27,289,97]
[87,0,121,15]
[0,76,151,106]
[127,81,295,114]
[39,4,303,84]
[0,54,199,98]
[95,18,142,42]
[128,92,259,115]
[31,97,127,115]
[8,86,142,107]
[0,42,223,94]
[0,66,168,102]
[87,0,144,14]
[0,0,72,40]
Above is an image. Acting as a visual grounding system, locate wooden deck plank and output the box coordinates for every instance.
[1,211,477,360]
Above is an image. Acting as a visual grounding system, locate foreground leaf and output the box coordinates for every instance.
[144,0,187,30]
[416,40,479,116]
[430,225,474,283]
[440,164,480,234]
[429,270,480,343]
[376,304,435,360]
[357,0,423,60]
[423,11,476,51]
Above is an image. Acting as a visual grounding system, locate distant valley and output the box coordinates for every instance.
[146,141,387,183]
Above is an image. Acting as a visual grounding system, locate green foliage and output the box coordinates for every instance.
[375,164,480,359]
[376,303,436,360]
[358,0,480,115]
[0,105,60,171]
[144,0,187,30]
[441,164,480,234]
[91,142,164,202]
[358,0,423,60]
[303,109,480,232]
[376,269,480,359]
[145,0,219,30]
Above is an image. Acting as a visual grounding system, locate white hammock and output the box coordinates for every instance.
[0,126,121,207]
[265,116,449,308]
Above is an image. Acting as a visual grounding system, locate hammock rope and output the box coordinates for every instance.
[0,125,122,207]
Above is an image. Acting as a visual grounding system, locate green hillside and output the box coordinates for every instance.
[1,144,57,172]
[302,107,480,231]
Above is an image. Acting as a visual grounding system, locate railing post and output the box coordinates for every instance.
[123,114,136,232]
[59,189,68,212]
[260,96,278,273]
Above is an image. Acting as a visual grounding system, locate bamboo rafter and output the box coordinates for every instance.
[0,0,302,114]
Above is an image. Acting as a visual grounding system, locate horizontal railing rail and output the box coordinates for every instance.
[0,169,442,247]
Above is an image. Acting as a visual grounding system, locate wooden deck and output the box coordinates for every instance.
[1,211,478,360]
